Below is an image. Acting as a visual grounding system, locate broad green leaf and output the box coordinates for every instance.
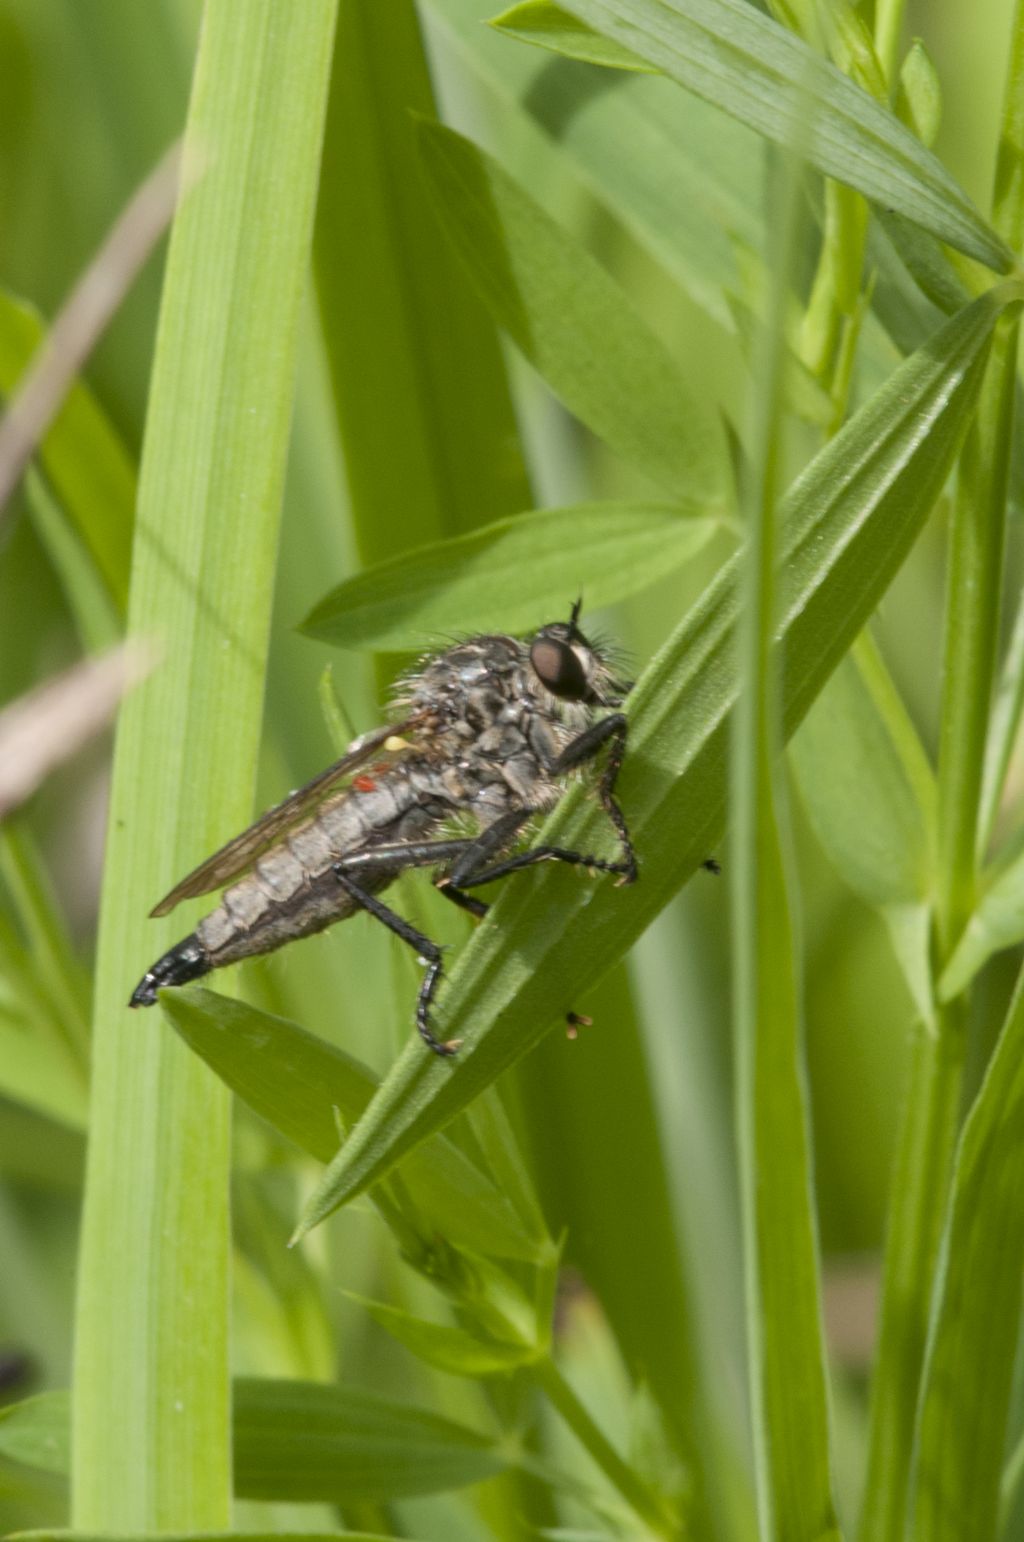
[233,1377,506,1502]
[0,289,135,611]
[907,963,1024,1540]
[0,1380,507,1503]
[426,0,760,334]
[790,636,936,910]
[291,287,1012,1236]
[491,0,654,69]
[415,120,730,501]
[897,39,942,149]
[541,0,1012,271]
[162,988,548,1264]
[301,502,724,651]
[352,1296,541,1375]
[72,5,339,1532]
[939,849,1024,1000]
[314,0,530,560]
[790,634,938,1023]
[0,1391,69,1476]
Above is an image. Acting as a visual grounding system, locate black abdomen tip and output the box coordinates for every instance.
[128,933,209,1008]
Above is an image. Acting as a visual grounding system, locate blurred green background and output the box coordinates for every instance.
[0,1,1019,1536]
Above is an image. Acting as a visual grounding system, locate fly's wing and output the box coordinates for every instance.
[150,719,418,917]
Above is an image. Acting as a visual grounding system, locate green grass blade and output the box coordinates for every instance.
[906,964,1024,1539]
[314,0,530,558]
[729,127,838,1537]
[291,287,1008,1234]
[532,0,1012,271]
[415,119,730,501]
[70,3,338,1530]
[301,501,725,650]
[0,289,134,611]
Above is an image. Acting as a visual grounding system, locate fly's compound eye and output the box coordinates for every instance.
[530,637,589,700]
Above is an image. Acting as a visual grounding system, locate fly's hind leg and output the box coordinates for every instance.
[332,869,459,1057]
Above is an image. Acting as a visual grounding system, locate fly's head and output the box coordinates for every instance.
[529,599,631,711]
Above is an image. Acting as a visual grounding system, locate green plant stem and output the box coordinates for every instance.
[874,0,907,89]
[858,1003,967,1542]
[860,116,1023,1542]
[534,1354,673,1535]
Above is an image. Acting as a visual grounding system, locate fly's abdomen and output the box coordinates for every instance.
[197,864,367,967]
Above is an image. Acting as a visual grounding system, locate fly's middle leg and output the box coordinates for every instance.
[332,869,460,1057]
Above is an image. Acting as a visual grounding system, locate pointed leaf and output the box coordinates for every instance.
[415,119,730,500]
[302,501,724,651]
[539,0,1011,271]
[352,1296,540,1375]
[0,1380,508,1503]
[162,987,546,1263]
[939,847,1024,1000]
[233,1377,506,1502]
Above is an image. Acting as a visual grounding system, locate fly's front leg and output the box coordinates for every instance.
[332,867,460,1057]
[446,719,636,892]
[548,712,637,884]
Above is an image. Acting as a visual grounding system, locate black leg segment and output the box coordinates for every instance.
[332,869,460,1057]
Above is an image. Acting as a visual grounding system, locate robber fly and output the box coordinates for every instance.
[129,603,637,1056]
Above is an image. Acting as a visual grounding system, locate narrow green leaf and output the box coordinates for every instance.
[938,850,1024,1000]
[71,4,339,1532]
[907,963,1024,1540]
[352,1296,540,1375]
[314,0,531,558]
[162,987,548,1263]
[291,287,1012,1234]
[0,1379,507,1504]
[301,502,724,651]
[415,119,730,500]
[233,1377,506,1502]
[491,0,654,69]
[729,139,838,1536]
[0,289,135,610]
[548,0,1011,271]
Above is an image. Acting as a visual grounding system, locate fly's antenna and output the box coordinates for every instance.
[569,595,584,636]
